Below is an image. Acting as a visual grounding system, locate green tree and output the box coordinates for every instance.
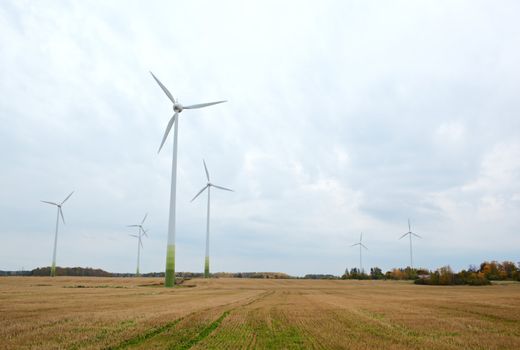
[370,267,384,280]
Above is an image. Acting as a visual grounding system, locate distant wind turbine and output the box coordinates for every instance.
[351,232,368,273]
[191,160,233,278]
[399,219,421,269]
[128,213,148,276]
[150,72,226,287]
[41,191,74,277]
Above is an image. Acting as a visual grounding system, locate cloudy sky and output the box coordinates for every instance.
[1,1,519,275]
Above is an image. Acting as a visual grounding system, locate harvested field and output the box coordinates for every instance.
[1,277,519,349]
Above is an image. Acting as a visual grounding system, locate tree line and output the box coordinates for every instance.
[0,267,292,279]
[341,261,520,285]
[1,261,518,285]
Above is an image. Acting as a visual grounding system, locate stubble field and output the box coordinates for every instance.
[1,277,519,349]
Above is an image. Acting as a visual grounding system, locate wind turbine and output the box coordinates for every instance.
[399,219,421,269]
[150,72,226,287]
[41,191,74,277]
[128,214,148,276]
[351,232,368,273]
[191,160,233,278]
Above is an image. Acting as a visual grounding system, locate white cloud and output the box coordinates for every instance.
[435,121,466,145]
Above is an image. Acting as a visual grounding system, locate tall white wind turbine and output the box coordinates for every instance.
[150,72,226,287]
[399,219,421,269]
[351,232,368,273]
[191,160,233,278]
[128,214,148,276]
[41,191,74,277]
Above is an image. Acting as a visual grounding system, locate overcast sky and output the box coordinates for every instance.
[1,1,519,275]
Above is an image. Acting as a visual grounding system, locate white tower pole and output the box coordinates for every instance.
[50,207,60,277]
[359,243,362,273]
[165,119,179,287]
[409,233,413,269]
[204,186,211,278]
[136,235,141,276]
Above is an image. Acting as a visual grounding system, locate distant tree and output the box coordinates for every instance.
[389,268,406,280]
[341,268,350,280]
[501,261,517,280]
[480,261,500,280]
[31,266,111,277]
[438,266,455,285]
[347,268,368,280]
[370,267,384,280]
[304,274,339,280]
[415,265,490,286]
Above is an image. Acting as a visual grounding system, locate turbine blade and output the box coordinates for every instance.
[142,230,149,237]
[351,243,359,247]
[41,201,58,206]
[408,218,411,232]
[141,213,148,225]
[203,159,210,181]
[360,232,363,242]
[211,184,233,192]
[61,191,74,205]
[127,225,140,227]
[129,234,139,238]
[399,232,408,240]
[157,113,177,153]
[149,71,175,103]
[191,185,209,202]
[59,207,65,224]
[183,100,227,109]
[361,244,368,250]
[140,239,144,248]
[412,232,421,238]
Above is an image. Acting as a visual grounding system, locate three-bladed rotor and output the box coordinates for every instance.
[351,232,368,273]
[128,214,149,248]
[191,160,233,202]
[128,213,148,238]
[41,191,74,224]
[399,218,421,269]
[149,72,227,153]
[351,232,368,250]
[399,219,421,240]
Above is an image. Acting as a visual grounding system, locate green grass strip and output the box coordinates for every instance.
[173,310,231,350]
[104,316,184,350]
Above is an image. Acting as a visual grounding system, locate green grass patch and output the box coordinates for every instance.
[175,310,231,350]
[104,318,184,350]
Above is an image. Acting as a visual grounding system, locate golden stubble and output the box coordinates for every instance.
[1,277,519,349]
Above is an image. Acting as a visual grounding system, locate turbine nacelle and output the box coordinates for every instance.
[173,103,183,113]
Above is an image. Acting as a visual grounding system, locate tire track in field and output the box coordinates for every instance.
[104,316,185,350]
[104,290,271,350]
[174,310,231,350]
[176,290,274,350]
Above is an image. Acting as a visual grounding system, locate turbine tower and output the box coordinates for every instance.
[41,191,74,277]
[191,160,233,278]
[150,72,226,287]
[399,219,421,269]
[351,232,368,273]
[128,214,148,276]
